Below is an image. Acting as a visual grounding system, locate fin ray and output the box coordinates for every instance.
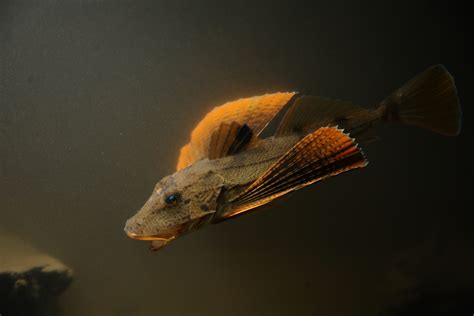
[177,92,297,170]
[275,95,371,138]
[221,127,368,218]
[208,122,254,159]
[377,64,461,136]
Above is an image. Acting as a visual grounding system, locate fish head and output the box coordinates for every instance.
[124,163,224,250]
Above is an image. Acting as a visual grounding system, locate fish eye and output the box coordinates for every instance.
[164,193,181,205]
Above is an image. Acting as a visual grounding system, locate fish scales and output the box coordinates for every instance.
[124,65,461,251]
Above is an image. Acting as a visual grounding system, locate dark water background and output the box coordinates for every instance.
[1,1,473,315]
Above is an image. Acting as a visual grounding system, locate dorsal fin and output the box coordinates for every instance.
[275,96,368,137]
[217,126,368,219]
[208,122,254,159]
[177,92,297,170]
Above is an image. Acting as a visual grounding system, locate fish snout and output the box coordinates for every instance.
[124,215,146,239]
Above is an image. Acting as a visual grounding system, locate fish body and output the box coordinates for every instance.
[124,65,461,251]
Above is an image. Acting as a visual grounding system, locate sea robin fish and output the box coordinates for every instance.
[124,65,461,251]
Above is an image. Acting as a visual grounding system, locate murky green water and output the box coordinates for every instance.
[1,1,472,315]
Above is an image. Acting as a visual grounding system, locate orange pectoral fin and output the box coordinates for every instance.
[220,126,368,219]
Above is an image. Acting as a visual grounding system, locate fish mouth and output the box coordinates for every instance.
[125,231,175,241]
[125,231,177,251]
[149,239,173,251]
[124,216,208,251]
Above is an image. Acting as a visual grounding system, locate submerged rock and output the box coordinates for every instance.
[0,235,73,316]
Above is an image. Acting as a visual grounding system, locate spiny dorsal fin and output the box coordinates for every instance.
[275,96,368,137]
[208,122,254,159]
[177,92,297,170]
[220,126,368,219]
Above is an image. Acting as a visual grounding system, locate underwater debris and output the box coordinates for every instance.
[0,235,73,316]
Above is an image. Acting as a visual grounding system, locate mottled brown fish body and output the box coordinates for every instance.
[124,65,461,250]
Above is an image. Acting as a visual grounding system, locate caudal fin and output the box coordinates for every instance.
[378,65,461,136]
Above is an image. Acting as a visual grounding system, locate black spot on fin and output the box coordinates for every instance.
[227,124,253,155]
[208,122,255,159]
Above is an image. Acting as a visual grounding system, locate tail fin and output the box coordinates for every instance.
[378,65,461,136]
